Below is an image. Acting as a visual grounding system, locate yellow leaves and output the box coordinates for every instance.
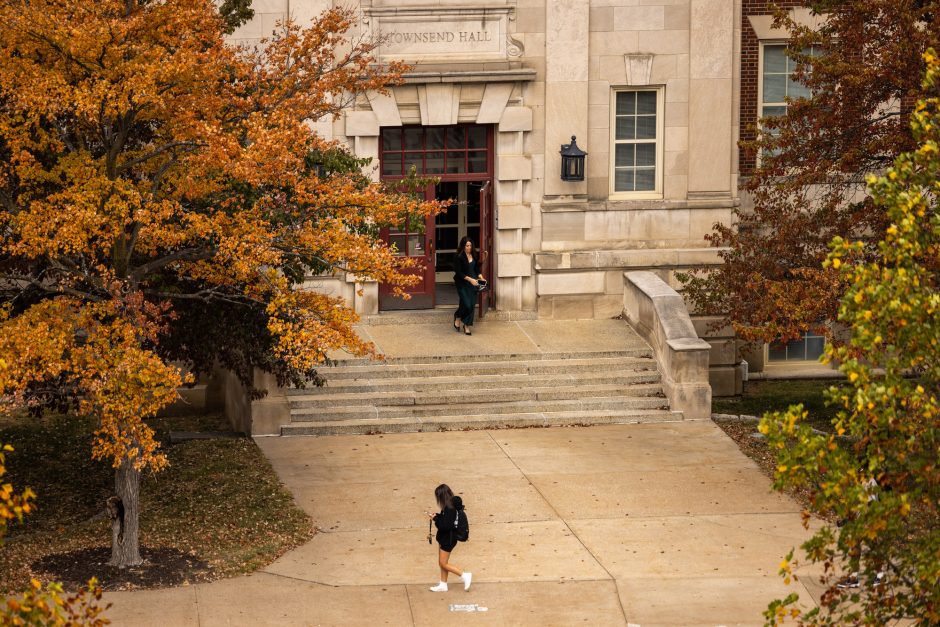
[831,257,842,269]
[850,372,859,383]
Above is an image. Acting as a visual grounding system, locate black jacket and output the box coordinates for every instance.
[433,496,465,541]
[453,253,479,283]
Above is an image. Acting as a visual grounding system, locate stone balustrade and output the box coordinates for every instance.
[623,271,712,420]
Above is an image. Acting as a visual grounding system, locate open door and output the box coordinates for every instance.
[478,181,494,320]
[378,194,436,310]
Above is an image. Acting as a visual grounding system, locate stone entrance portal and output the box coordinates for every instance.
[377,125,494,313]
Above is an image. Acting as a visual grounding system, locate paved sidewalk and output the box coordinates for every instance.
[104,421,823,626]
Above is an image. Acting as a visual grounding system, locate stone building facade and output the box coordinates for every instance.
[230,0,752,394]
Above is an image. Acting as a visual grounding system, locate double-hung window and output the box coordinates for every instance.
[760,44,813,120]
[610,89,663,197]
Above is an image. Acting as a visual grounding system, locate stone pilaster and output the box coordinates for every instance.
[688,0,735,196]
[544,0,589,198]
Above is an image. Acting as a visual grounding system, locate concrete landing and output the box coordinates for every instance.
[104,421,822,626]
[335,318,651,362]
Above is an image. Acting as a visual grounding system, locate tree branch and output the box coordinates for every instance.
[129,249,216,284]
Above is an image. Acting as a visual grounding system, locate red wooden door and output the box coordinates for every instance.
[478,181,494,319]
[378,187,436,310]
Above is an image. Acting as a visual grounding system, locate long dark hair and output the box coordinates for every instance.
[456,236,476,260]
[435,484,454,510]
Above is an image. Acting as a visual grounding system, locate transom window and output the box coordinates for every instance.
[611,89,662,195]
[380,126,489,177]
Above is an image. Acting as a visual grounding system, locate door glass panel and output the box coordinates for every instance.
[466,185,481,223]
[436,202,458,226]
[388,234,407,256]
[436,252,454,273]
[467,226,480,246]
[408,233,425,256]
[436,226,458,250]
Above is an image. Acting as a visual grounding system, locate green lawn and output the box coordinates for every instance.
[0,412,313,592]
[712,379,846,430]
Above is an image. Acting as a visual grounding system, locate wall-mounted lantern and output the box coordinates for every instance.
[559,135,587,181]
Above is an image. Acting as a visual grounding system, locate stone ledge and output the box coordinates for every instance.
[535,248,724,271]
[401,69,538,84]
[541,197,740,212]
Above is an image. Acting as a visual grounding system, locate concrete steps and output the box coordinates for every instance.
[283,350,679,436]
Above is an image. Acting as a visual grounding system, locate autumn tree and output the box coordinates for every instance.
[682,0,938,345]
[0,443,108,624]
[0,0,438,568]
[760,52,940,626]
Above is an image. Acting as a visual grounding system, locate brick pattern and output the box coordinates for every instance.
[740,0,805,175]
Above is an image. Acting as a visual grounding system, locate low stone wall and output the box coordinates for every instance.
[623,271,712,420]
[221,368,291,436]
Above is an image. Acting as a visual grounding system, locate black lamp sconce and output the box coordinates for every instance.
[559,135,587,181]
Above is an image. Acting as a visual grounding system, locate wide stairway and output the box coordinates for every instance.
[281,316,683,436]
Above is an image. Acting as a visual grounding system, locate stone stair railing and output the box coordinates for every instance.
[622,271,712,420]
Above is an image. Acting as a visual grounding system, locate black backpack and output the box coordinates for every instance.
[452,496,469,542]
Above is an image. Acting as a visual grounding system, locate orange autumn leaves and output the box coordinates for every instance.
[0,0,439,471]
[0,300,181,471]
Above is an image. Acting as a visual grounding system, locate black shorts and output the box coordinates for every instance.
[437,533,457,552]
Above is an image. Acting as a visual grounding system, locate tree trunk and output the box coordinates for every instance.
[109,457,143,568]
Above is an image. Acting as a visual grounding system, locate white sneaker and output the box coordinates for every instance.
[429,582,448,592]
[462,572,472,591]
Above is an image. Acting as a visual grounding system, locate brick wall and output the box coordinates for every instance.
[740,0,805,176]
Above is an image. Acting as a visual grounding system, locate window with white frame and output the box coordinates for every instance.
[760,43,813,120]
[768,331,825,363]
[611,89,662,195]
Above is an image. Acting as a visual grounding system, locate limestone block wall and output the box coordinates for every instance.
[531,0,743,397]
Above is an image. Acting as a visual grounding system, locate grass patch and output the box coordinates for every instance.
[713,379,846,430]
[0,413,313,592]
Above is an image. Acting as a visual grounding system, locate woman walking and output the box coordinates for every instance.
[453,236,485,335]
[427,483,471,592]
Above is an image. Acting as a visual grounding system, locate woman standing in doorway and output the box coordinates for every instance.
[427,483,471,592]
[453,236,485,335]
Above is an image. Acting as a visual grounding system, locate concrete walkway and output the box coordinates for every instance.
[104,421,824,626]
